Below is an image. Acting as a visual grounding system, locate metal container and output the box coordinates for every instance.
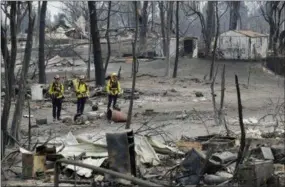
[237,160,274,187]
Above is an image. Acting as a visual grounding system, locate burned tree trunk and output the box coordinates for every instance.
[209,2,220,81]
[139,1,149,55]
[10,2,35,145]
[38,1,47,84]
[205,1,215,57]
[10,2,17,97]
[104,1,112,76]
[126,1,139,129]
[88,1,105,86]
[229,1,240,30]
[159,2,167,56]
[1,2,18,155]
[1,26,11,157]
[165,2,174,77]
[172,1,179,78]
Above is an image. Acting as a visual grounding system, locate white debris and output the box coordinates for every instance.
[23,115,34,118]
[135,136,160,166]
[147,137,184,155]
[66,157,107,178]
[64,132,79,146]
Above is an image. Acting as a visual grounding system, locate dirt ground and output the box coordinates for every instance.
[3,57,285,184]
[7,57,285,141]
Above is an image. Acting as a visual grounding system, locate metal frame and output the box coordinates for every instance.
[54,159,162,187]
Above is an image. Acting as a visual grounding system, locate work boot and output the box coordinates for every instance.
[53,118,56,122]
[57,117,62,121]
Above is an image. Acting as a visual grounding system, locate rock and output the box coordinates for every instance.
[36,118,47,125]
[195,91,203,97]
[61,116,73,124]
[92,105,99,111]
[144,109,154,116]
[170,88,177,92]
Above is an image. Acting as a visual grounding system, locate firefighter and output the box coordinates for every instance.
[106,73,121,110]
[75,75,89,115]
[48,75,64,122]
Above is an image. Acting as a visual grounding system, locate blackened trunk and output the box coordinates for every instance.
[104,1,112,76]
[10,2,17,97]
[173,1,179,78]
[205,1,215,57]
[126,1,139,129]
[10,2,35,145]
[88,1,104,86]
[1,26,11,157]
[159,2,167,56]
[139,1,149,55]
[209,2,220,81]
[229,1,240,30]
[38,1,47,83]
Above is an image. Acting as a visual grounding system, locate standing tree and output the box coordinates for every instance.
[159,2,167,56]
[229,1,241,30]
[260,1,285,55]
[1,2,18,155]
[138,1,149,55]
[186,1,216,57]
[38,1,47,83]
[173,1,179,78]
[88,1,105,86]
[165,1,174,77]
[10,1,35,145]
[126,1,139,129]
[104,1,112,75]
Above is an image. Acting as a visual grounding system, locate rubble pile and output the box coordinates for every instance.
[6,128,283,187]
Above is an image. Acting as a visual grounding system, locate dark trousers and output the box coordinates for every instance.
[52,98,62,119]
[77,97,87,114]
[108,94,118,109]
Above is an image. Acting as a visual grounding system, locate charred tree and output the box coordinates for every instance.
[126,1,139,129]
[88,1,104,86]
[1,2,18,155]
[10,2,17,97]
[261,2,285,54]
[229,1,241,30]
[209,2,220,81]
[104,1,112,76]
[165,2,174,77]
[10,2,35,145]
[1,26,11,157]
[38,1,47,83]
[139,1,149,55]
[205,1,216,56]
[173,1,179,78]
[159,2,167,56]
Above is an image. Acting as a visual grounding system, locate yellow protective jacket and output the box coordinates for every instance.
[72,78,79,92]
[106,79,121,95]
[75,82,90,98]
[48,82,64,99]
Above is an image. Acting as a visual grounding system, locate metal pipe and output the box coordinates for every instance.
[54,159,162,187]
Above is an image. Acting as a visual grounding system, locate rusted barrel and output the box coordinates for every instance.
[107,109,127,122]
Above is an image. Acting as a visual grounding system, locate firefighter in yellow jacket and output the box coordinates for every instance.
[75,75,89,114]
[48,75,64,122]
[106,73,121,110]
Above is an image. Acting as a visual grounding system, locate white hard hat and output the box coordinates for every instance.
[79,75,85,80]
[54,75,60,79]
